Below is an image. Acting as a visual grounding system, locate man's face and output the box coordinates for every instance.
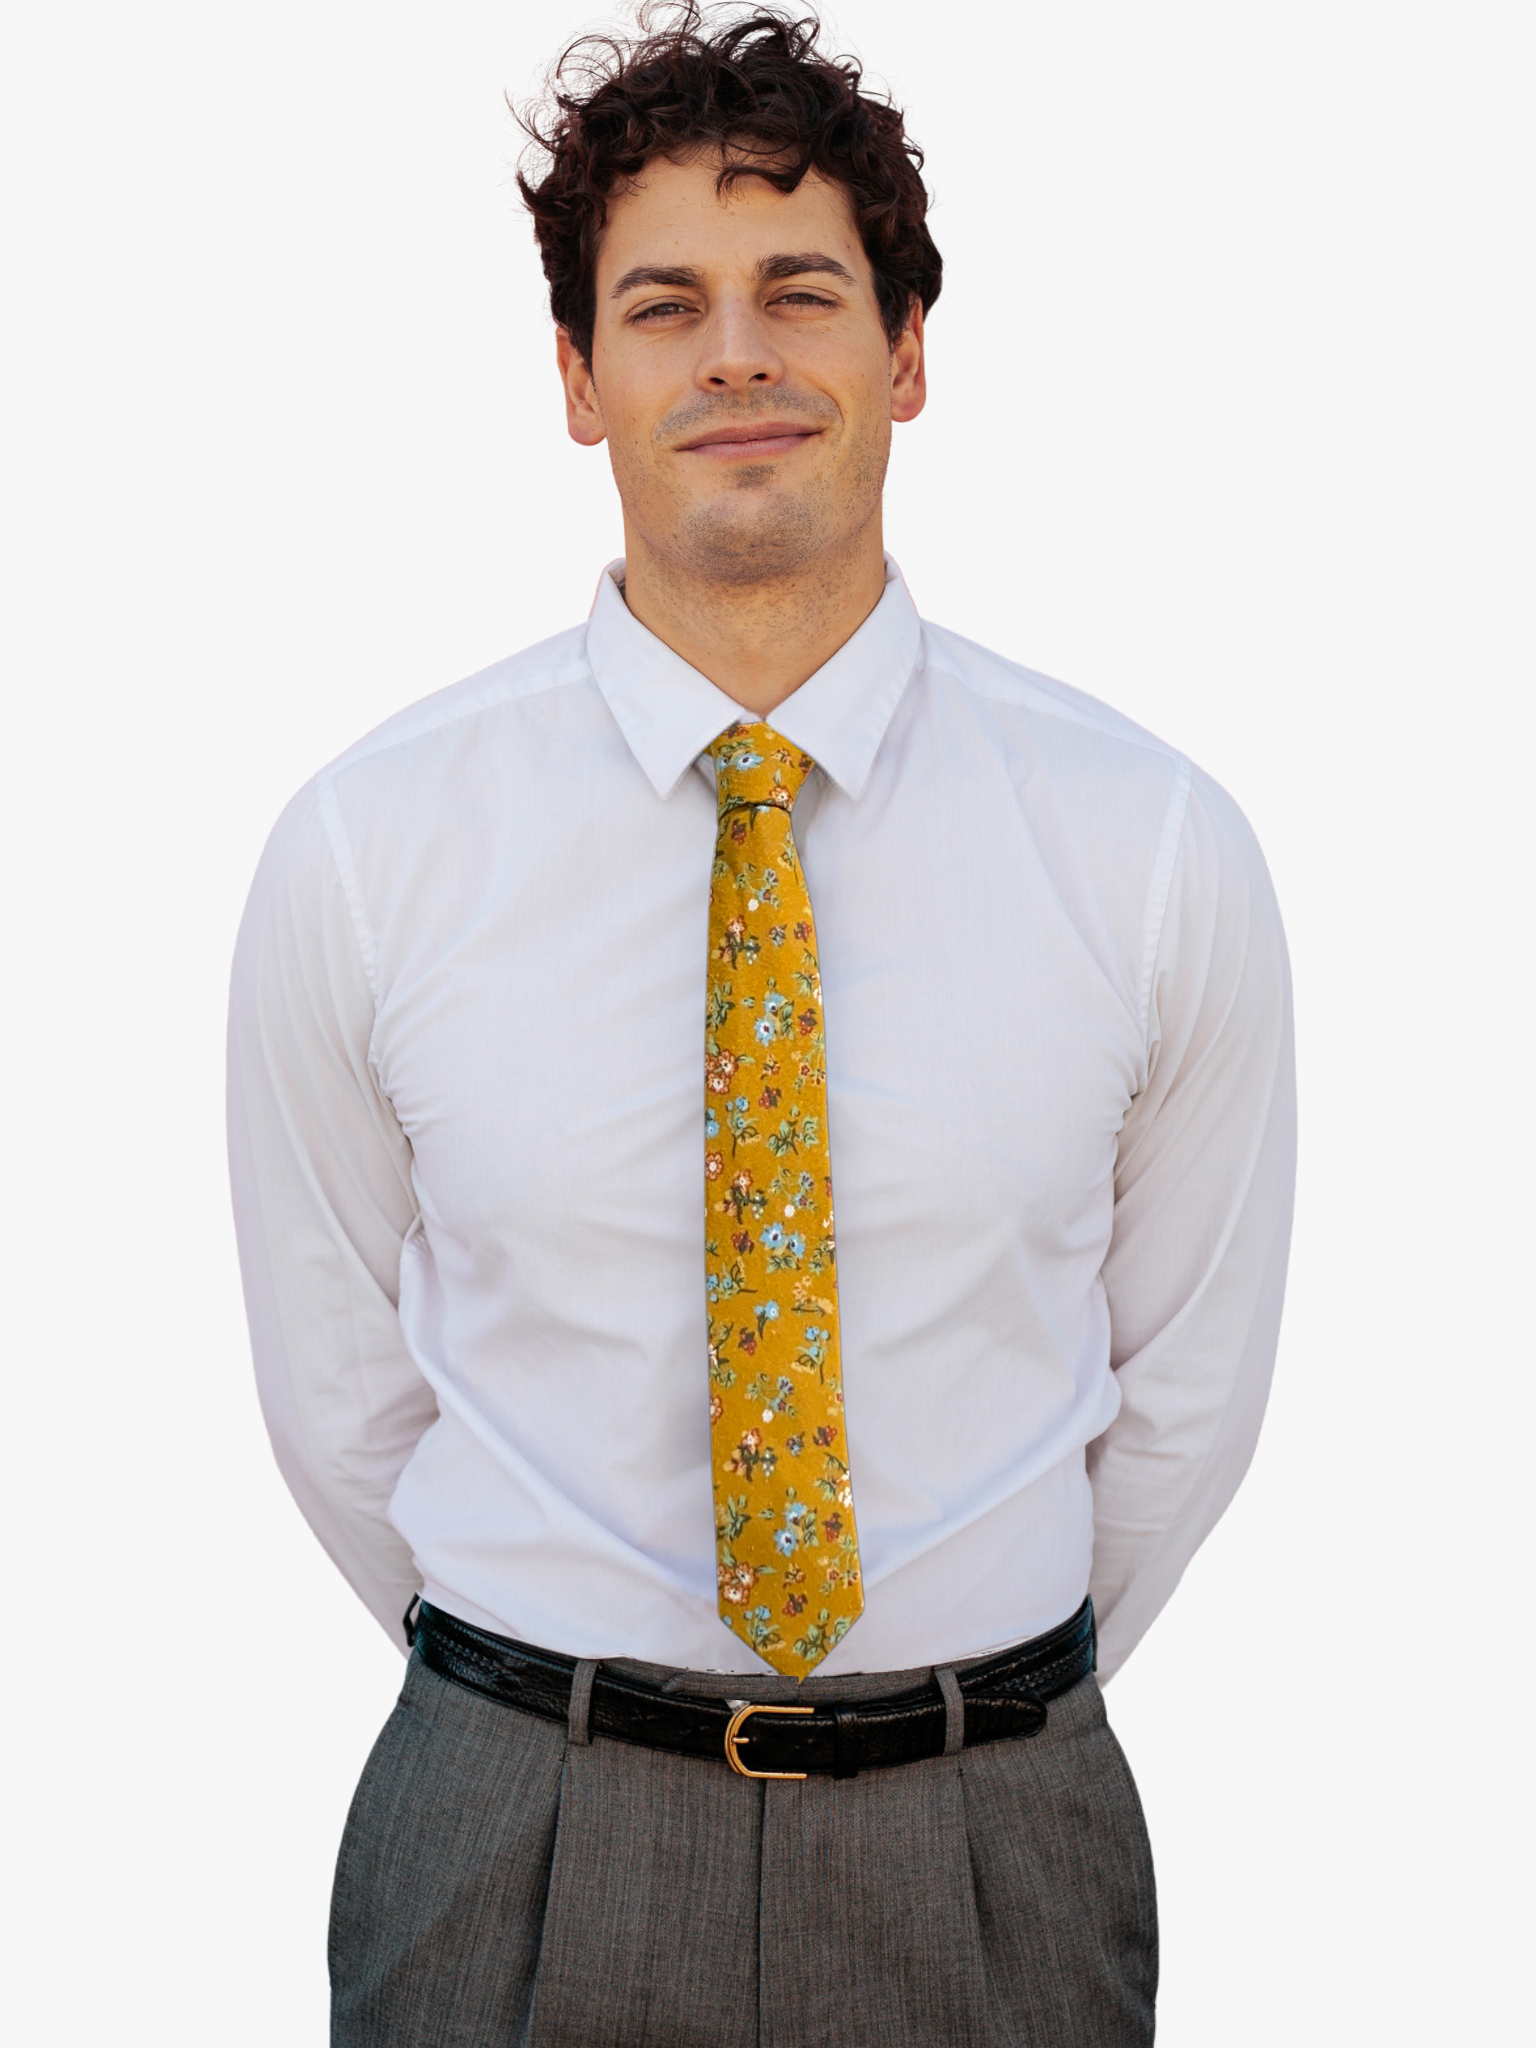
[558,151,925,584]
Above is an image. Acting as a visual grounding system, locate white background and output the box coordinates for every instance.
[3,3,1532,2040]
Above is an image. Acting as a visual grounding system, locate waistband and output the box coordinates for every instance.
[410,1597,1096,1780]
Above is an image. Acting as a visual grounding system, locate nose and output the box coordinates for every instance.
[695,294,784,394]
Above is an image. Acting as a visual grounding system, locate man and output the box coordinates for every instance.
[228,9,1294,2044]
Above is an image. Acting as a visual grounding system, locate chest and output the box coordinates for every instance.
[367,764,1146,1270]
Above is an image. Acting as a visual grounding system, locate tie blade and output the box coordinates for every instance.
[706,721,862,1673]
[719,1581,865,1677]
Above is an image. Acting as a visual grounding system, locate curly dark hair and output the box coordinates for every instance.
[516,4,941,366]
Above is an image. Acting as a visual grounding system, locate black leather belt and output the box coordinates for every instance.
[411,1597,1095,1780]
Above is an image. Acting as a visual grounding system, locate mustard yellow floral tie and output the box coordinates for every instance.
[705,721,862,1675]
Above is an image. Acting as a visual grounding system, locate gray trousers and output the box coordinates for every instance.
[331,1644,1157,2046]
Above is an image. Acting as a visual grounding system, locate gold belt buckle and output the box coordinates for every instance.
[723,1702,813,1780]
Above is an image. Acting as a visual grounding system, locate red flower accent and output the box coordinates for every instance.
[718,1561,757,1605]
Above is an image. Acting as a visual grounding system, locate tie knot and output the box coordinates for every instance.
[709,722,815,815]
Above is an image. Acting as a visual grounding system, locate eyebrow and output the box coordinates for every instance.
[757,251,857,286]
[608,252,858,298]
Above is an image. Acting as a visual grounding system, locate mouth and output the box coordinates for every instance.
[675,422,823,460]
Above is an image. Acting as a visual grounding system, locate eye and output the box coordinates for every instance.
[629,299,694,323]
[770,291,838,309]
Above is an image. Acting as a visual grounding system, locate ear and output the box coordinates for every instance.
[890,300,926,425]
[557,328,607,447]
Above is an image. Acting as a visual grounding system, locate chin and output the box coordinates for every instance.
[677,483,849,583]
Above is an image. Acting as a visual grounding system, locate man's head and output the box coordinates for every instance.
[518,6,941,590]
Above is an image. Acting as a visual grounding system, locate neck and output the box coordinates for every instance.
[617,516,888,716]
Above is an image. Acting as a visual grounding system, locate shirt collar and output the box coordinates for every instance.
[584,554,922,801]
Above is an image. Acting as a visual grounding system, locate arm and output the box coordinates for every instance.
[1089,768,1296,1680]
[227,781,437,1649]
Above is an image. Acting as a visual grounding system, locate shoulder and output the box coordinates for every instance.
[247,623,599,908]
[918,618,1189,770]
[298,623,609,866]
[914,616,1278,932]
[915,617,1197,858]
[318,624,593,788]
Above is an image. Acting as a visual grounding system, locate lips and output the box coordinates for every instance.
[677,422,821,454]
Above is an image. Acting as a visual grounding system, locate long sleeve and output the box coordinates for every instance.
[227,780,435,1649]
[1088,768,1297,1680]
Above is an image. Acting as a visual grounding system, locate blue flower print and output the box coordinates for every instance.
[733,1095,749,1111]
[774,1527,799,1555]
[762,1301,780,1321]
[705,1108,719,1137]
[762,1224,785,1250]
[787,1233,806,1259]
[731,749,763,770]
[754,1018,775,1045]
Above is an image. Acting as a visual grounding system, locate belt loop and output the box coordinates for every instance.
[935,1666,965,1757]
[402,1593,421,1649]
[833,1707,861,1780]
[568,1660,599,1746]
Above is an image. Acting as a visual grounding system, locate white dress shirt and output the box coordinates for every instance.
[227,557,1295,1680]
